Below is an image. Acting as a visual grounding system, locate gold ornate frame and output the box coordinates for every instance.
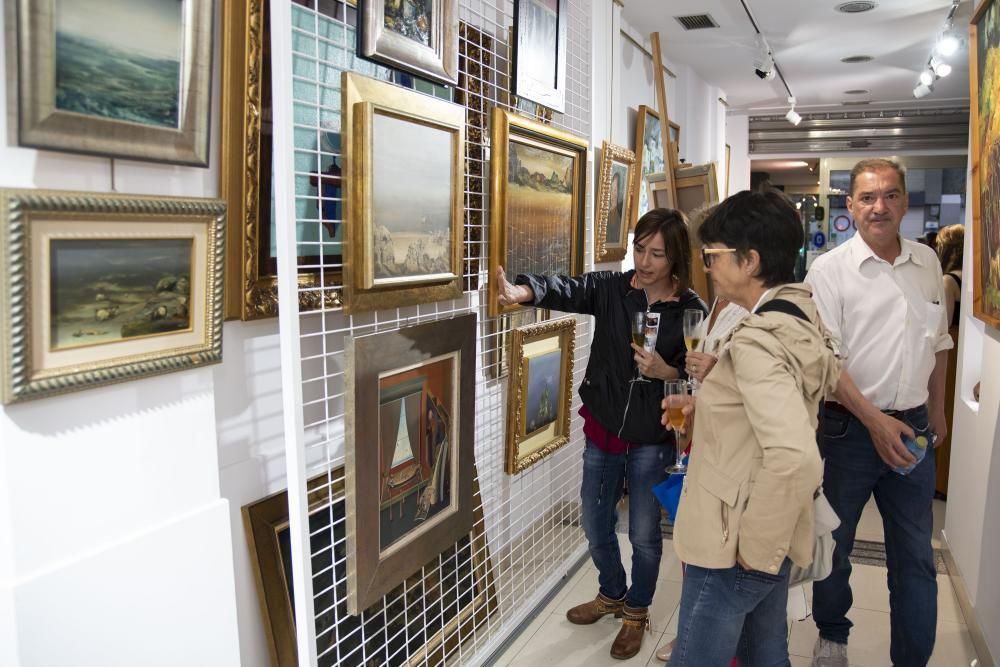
[970,0,1000,329]
[361,0,459,85]
[342,72,465,313]
[220,0,341,320]
[16,0,213,165]
[0,189,225,404]
[512,0,568,112]
[505,317,575,474]
[345,314,476,614]
[242,468,496,667]
[595,141,636,263]
[488,107,588,318]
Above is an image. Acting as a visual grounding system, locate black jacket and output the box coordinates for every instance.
[516,270,708,444]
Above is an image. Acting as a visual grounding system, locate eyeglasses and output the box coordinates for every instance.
[701,247,737,268]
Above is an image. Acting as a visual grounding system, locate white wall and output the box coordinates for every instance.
[0,2,246,664]
[726,113,750,196]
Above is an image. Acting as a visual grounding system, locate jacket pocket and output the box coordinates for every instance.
[698,459,741,545]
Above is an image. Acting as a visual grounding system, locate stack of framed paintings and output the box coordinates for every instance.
[488,108,588,317]
[344,314,476,615]
[0,190,226,404]
[341,72,466,313]
[595,141,636,263]
[15,0,214,166]
[504,317,575,474]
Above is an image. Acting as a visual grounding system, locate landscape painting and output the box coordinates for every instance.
[973,0,1000,328]
[371,113,453,283]
[48,238,193,350]
[635,109,665,223]
[384,0,432,47]
[523,349,561,436]
[376,357,455,553]
[505,140,576,281]
[54,0,183,129]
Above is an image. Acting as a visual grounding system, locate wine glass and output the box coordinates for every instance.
[663,380,691,474]
[683,309,705,390]
[630,311,649,382]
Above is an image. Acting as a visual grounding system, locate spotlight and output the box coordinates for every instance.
[913,83,933,99]
[919,69,935,86]
[933,60,952,77]
[935,32,960,57]
[786,108,802,125]
[753,34,775,80]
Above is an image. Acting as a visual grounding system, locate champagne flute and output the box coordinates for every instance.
[631,311,649,382]
[683,309,705,352]
[664,380,690,473]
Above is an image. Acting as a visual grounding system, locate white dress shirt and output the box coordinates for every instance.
[805,233,953,411]
[701,300,749,356]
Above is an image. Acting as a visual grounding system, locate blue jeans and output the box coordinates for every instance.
[812,404,937,666]
[580,439,671,608]
[669,559,793,667]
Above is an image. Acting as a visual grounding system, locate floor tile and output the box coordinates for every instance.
[547,562,595,613]
[645,633,674,666]
[927,618,979,666]
[648,579,682,633]
[491,609,552,667]
[789,607,891,666]
[855,497,886,543]
[506,612,662,667]
[931,498,946,549]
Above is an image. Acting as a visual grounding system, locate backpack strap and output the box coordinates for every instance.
[755,298,809,322]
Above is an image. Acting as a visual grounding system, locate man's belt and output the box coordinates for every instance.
[823,401,921,420]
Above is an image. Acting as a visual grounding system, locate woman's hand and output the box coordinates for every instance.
[685,351,718,382]
[660,394,695,434]
[496,266,533,306]
[631,343,673,380]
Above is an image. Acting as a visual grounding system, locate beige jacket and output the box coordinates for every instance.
[673,283,840,573]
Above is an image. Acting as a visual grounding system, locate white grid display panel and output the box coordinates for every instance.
[278,0,593,664]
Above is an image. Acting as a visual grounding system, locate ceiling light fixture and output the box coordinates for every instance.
[913,0,961,100]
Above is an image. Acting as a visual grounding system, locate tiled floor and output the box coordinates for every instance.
[491,499,979,667]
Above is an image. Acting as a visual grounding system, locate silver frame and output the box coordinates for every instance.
[361,0,459,85]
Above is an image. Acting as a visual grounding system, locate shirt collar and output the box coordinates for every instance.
[849,232,923,268]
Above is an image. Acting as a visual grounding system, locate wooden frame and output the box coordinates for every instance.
[360,0,459,85]
[970,0,1000,328]
[0,189,225,404]
[242,468,497,667]
[595,141,636,263]
[345,314,476,614]
[669,121,681,168]
[512,0,568,112]
[488,107,588,317]
[342,72,465,313]
[631,105,667,228]
[724,143,732,197]
[673,162,720,303]
[505,317,575,474]
[16,0,213,165]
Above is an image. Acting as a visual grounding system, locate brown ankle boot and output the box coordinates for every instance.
[610,605,649,660]
[565,593,624,625]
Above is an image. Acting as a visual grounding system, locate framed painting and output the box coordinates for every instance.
[505,317,575,474]
[488,108,587,317]
[595,141,636,263]
[243,468,497,667]
[345,314,475,614]
[0,189,225,404]
[483,307,549,380]
[360,0,458,85]
[970,0,1000,328]
[16,0,213,166]
[342,72,465,313]
[512,0,568,113]
[668,121,681,167]
[674,162,720,302]
[631,105,667,228]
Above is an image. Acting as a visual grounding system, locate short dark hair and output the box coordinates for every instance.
[849,158,907,197]
[936,224,964,273]
[634,208,692,292]
[697,188,803,288]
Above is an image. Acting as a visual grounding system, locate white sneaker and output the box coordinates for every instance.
[812,637,848,667]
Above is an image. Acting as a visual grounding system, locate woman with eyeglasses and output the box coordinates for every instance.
[495,208,707,660]
[662,189,840,666]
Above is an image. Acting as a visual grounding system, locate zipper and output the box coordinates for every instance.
[721,502,730,544]
[618,292,649,439]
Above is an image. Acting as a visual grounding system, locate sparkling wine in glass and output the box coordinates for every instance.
[630,311,649,382]
[664,380,690,473]
[683,309,705,352]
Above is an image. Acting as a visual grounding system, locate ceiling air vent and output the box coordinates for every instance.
[841,55,874,63]
[674,14,719,30]
[843,100,871,106]
[836,1,878,13]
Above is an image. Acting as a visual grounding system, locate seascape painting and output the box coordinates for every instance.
[520,0,559,88]
[976,0,1000,324]
[48,238,193,351]
[637,111,664,219]
[384,0,432,47]
[377,359,454,552]
[54,0,183,129]
[371,112,453,282]
[505,140,575,279]
[606,161,628,245]
[524,349,561,435]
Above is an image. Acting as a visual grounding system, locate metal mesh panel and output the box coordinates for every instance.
[275,0,593,664]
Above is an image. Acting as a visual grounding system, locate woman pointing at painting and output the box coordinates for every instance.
[496,208,707,660]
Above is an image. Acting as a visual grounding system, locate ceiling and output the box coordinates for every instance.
[624,0,974,113]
